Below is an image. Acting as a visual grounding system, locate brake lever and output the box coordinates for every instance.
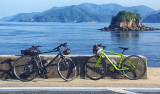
[32,46,42,48]
[63,43,67,46]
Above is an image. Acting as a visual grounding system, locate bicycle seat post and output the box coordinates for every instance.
[119,47,129,54]
[122,50,125,54]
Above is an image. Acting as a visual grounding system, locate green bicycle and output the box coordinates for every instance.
[85,44,146,80]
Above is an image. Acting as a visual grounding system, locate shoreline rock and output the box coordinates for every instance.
[99,25,160,31]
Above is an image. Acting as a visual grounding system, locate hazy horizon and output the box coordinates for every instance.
[0,0,160,19]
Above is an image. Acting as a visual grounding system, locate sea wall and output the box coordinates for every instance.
[0,55,147,80]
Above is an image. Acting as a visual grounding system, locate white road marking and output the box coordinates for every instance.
[0,87,159,93]
[107,87,140,94]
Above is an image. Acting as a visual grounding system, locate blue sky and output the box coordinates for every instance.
[0,0,160,18]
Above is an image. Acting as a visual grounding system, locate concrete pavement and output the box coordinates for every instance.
[0,67,160,93]
[0,87,160,94]
[0,67,160,88]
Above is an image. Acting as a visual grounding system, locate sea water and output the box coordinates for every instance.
[0,22,160,67]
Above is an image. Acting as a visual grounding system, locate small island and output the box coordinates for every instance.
[99,11,160,31]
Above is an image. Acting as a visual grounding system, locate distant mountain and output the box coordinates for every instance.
[143,12,160,23]
[0,12,40,22]
[126,5,156,18]
[78,3,155,19]
[33,5,108,22]
[33,3,157,22]
[9,12,40,22]
[0,3,157,22]
[0,15,16,22]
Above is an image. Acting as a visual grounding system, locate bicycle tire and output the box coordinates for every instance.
[57,57,77,81]
[122,55,146,80]
[13,55,38,82]
[0,70,5,80]
[85,56,106,80]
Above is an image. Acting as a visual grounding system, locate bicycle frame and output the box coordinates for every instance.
[39,49,65,68]
[95,49,136,71]
[32,50,64,77]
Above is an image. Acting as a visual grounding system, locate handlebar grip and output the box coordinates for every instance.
[53,43,68,50]
[60,43,67,46]
[32,46,42,48]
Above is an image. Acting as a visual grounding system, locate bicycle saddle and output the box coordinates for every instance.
[119,47,129,50]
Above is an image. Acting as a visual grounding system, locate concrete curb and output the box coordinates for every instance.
[0,55,147,79]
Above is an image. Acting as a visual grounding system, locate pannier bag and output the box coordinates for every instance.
[93,44,104,56]
[21,47,40,56]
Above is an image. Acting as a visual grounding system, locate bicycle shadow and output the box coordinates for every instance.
[85,63,125,79]
[106,64,124,79]
[0,56,80,81]
[32,79,67,82]
[0,59,15,80]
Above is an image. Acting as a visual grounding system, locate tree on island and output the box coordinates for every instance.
[99,10,160,31]
[111,11,141,25]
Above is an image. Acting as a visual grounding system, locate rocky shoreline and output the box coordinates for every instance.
[99,25,160,31]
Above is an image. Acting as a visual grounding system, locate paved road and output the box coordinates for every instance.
[0,77,160,94]
[0,67,160,93]
[0,87,160,94]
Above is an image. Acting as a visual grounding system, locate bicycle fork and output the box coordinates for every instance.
[94,55,103,67]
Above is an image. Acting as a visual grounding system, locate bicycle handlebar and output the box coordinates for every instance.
[30,43,68,54]
[32,46,42,48]
[53,43,67,50]
[40,43,67,54]
[102,46,106,49]
[61,43,67,46]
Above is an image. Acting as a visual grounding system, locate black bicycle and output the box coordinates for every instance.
[13,43,77,82]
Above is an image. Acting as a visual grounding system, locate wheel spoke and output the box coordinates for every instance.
[122,55,146,80]
[13,56,38,81]
[58,57,77,81]
[85,56,106,80]
[86,64,104,75]
[131,70,137,78]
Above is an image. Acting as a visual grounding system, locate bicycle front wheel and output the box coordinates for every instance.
[85,56,106,80]
[13,55,38,82]
[122,55,146,80]
[57,57,77,81]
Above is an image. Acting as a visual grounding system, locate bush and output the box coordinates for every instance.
[111,10,141,23]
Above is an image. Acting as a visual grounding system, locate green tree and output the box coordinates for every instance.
[111,10,141,23]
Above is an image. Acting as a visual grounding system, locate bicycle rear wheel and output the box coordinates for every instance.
[13,55,38,82]
[85,56,106,80]
[57,57,77,81]
[122,55,146,80]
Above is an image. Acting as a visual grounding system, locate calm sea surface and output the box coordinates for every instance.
[0,22,160,67]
